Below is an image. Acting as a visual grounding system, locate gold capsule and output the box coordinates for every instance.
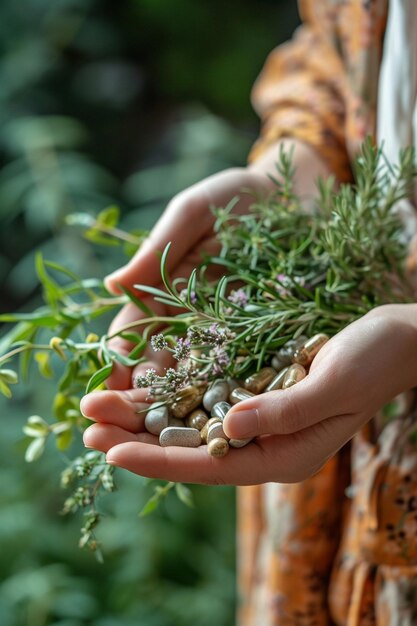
[293,333,329,366]
[185,409,208,431]
[207,437,229,458]
[200,417,221,444]
[265,367,290,392]
[229,387,255,405]
[244,367,277,394]
[282,363,306,389]
[171,385,205,418]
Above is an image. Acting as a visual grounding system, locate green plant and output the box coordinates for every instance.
[1,142,415,554]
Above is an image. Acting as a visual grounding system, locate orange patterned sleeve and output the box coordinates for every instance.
[248,0,352,182]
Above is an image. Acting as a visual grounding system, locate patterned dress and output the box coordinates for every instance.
[240,1,417,624]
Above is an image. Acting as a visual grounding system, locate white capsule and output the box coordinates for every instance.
[159,427,201,448]
[203,381,230,412]
[144,403,169,436]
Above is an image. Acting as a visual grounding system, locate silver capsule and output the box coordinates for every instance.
[293,333,329,366]
[203,381,230,412]
[159,426,201,447]
[244,367,277,394]
[282,363,306,389]
[211,401,232,421]
[229,387,255,405]
[229,437,253,448]
[265,367,290,392]
[144,403,169,436]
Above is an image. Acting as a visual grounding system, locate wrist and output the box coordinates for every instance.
[366,304,417,389]
[247,138,333,201]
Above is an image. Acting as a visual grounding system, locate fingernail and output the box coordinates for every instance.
[224,408,259,438]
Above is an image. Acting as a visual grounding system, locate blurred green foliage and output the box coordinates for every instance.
[0,0,299,624]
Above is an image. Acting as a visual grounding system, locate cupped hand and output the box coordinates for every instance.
[81,305,417,485]
[103,167,274,390]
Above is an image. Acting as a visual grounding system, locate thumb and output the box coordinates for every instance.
[223,370,342,438]
[104,190,215,295]
[104,237,161,295]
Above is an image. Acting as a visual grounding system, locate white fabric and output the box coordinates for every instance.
[377,0,417,240]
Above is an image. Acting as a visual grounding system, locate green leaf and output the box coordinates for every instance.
[0,379,12,398]
[138,494,160,517]
[25,437,46,462]
[0,369,18,384]
[34,352,53,379]
[85,363,113,394]
[96,205,120,228]
[107,349,143,367]
[35,252,60,309]
[119,285,154,317]
[55,426,73,451]
[0,311,59,327]
[175,483,194,508]
[23,415,49,437]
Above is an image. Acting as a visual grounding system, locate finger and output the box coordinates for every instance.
[104,410,366,485]
[105,188,215,294]
[223,363,351,439]
[80,389,150,432]
[83,423,159,451]
[105,299,168,390]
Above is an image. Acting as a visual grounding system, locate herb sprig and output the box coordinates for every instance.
[0,141,415,553]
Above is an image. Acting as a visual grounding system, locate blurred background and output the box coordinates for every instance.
[0,1,299,625]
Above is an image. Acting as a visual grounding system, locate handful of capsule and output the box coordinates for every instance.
[143,333,329,457]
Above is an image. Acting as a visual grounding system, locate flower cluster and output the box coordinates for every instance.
[275,274,306,297]
[186,323,234,347]
[172,337,191,361]
[227,288,248,308]
[151,333,169,352]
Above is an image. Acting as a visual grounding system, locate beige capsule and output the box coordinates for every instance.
[207,437,229,458]
[207,421,228,443]
[200,417,221,444]
[229,387,255,405]
[265,367,290,392]
[171,384,205,419]
[185,409,208,431]
[293,333,329,366]
[159,426,201,447]
[282,363,306,389]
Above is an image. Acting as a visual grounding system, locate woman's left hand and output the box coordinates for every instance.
[81,304,417,485]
